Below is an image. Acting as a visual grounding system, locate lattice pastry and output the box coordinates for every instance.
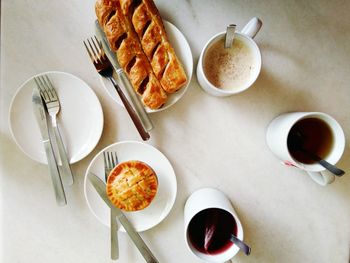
[106,160,158,211]
[96,0,167,109]
[120,0,187,93]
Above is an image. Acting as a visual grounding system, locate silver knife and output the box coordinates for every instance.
[94,20,154,132]
[32,87,67,206]
[88,172,159,263]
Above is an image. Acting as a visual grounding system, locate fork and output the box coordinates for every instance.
[83,36,150,141]
[34,75,74,186]
[103,151,119,260]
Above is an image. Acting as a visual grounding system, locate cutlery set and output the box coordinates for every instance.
[32,78,158,260]
[32,33,159,261]
[94,20,154,132]
[32,75,74,206]
[88,172,160,263]
[83,35,160,260]
[84,35,151,141]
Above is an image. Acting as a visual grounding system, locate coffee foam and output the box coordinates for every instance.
[203,38,255,90]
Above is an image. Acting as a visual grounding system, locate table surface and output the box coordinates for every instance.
[1,0,350,262]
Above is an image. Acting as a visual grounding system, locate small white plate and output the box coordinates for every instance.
[9,71,104,164]
[84,141,177,232]
[100,20,193,113]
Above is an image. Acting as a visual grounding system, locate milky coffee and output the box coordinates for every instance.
[203,38,255,90]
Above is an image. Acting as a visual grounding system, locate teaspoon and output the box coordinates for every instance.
[289,131,345,176]
[230,234,251,255]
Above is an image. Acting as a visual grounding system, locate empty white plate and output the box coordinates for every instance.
[100,20,193,113]
[84,141,177,232]
[9,71,104,164]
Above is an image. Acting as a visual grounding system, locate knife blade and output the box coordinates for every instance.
[94,20,153,132]
[32,87,66,206]
[88,172,159,263]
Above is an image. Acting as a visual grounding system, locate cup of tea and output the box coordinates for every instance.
[184,188,245,262]
[266,112,345,186]
[197,17,262,97]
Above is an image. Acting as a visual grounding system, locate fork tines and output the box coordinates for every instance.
[34,75,58,102]
[103,151,119,181]
[83,36,105,64]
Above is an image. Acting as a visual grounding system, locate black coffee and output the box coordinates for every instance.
[287,118,334,164]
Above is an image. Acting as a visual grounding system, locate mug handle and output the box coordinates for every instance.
[306,171,335,186]
[241,17,262,39]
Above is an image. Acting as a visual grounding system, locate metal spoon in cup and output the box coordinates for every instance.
[225,24,236,48]
[224,235,251,262]
[229,234,251,256]
[289,130,345,176]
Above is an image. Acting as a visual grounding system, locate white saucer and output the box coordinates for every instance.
[100,20,193,113]
[9,71,104,164]
[84,141,177,232]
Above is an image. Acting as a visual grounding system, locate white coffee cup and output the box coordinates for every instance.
[266,112,345,186]
[184,188,244,262]
[197,17,262,96]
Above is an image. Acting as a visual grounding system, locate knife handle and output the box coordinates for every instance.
[109,77,150,141]
[43,140,67,206]
[118,213,159,263]
[111,209,119,260]
[53,125,74,186]
[116,69,153,131]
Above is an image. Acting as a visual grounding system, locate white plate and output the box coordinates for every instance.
[84,141,177,232]
[100,20,193,113]
[9,71,104,164]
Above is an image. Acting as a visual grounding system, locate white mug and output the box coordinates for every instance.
[184,188,244,262]
[197,17,262,96]
[266,112,345,186]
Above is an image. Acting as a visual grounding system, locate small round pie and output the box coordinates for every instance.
[106,160,158,211]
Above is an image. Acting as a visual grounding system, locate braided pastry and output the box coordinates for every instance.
[120,0,187,93]
[96,0,167,109]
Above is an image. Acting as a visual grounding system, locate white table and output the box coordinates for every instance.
[1,0,350,262]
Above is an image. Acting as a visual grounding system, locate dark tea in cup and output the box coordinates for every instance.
[188,208,237,255]
[287,118,334,164]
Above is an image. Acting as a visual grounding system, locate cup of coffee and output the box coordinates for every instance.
[184,188,245,262]
[266,112,345,186]
[197,17,262,96]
